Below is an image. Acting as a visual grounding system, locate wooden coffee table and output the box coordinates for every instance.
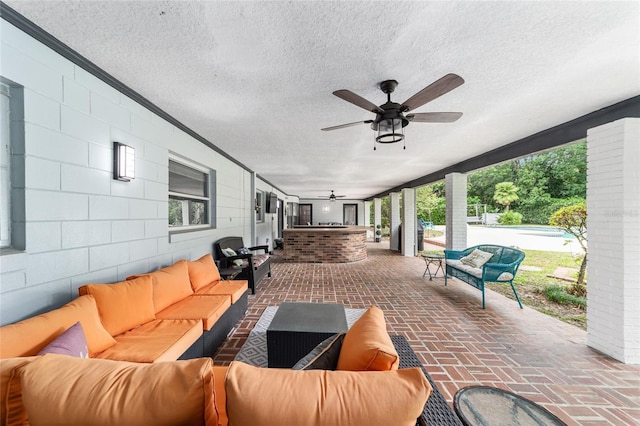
[267,302,348,368]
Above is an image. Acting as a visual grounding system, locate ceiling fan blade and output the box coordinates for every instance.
[406,112,463,123]
[400,74,464,112]
[321,120,373,131]
[333,90,384,114]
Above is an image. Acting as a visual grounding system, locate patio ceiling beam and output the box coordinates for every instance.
[366,95,640,201]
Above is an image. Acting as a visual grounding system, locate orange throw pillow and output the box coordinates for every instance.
[128,260,194,313]
[188,254,221,291]
[0,295,115,358]
[80,275,155,336]
[336,306,399,371]
[226,361,431,426]
[17,354,218,426]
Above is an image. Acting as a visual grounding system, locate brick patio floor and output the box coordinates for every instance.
[213,242,640,425]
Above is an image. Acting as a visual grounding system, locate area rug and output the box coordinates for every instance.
[235,306,366,367]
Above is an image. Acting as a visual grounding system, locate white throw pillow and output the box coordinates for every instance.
[460,249,494,268]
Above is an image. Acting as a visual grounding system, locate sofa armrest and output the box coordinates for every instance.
[444,249,465,260]
[247,245,269,253]
[482,261,519,281]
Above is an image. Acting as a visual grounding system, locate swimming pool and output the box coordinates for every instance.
[476,225,576,239]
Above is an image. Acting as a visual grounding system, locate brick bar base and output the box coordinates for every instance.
[282,226,367,263]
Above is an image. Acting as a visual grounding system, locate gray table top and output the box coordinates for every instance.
[454,386,566,426]
[267,302,348,333]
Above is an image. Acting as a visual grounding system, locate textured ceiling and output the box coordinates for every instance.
[4,1,639,199]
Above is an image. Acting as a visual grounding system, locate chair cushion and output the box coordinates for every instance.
[195,280,248,304]
[188,254,221,291]
[252,254,269,268]
[128,260,194,313]
[0,295,116,358]
[336,306,399,371]
[225,361,432,426]
[94,319,202,363]
[0,357,37,425]
[16,354,218,426]
[156,295,230,331]
[79,275,156,337]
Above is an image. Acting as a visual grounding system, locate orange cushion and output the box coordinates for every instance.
[213,366,229,426]
[79,275,156,337]
[188,254,221,291]
[156,295,230,331]
[16,354,218,426]
[1,357,36,425]
[226,361,431,426]
[0,295,116,358]
[195,280,248,303]
[128,260,194,313]
[95,319,202,363]
[336,306,399,371]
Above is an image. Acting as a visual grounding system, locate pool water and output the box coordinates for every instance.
[478,225,577,239]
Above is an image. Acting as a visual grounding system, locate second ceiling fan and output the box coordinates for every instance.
[322,73,464,148]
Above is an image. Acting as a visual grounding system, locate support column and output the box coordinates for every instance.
[401,188,416,256]
[587,118,640,364]
[445,172,467,250]
[363,201,371,227]
[373,198,382,242]
[389,192,401,251]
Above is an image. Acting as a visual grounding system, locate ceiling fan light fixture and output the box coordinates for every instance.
[376,118,405,144]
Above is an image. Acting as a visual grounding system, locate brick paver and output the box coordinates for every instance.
[213,242,640,425]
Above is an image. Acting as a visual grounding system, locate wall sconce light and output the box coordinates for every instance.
[322,205,330,213]
[113,142,135,181]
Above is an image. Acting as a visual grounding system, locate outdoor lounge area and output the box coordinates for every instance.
[213,242,640,425]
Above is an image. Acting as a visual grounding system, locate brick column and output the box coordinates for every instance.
[401,188,416,256]
[445,173,467,250]
[587,118,640,364]
[389,192,401,251]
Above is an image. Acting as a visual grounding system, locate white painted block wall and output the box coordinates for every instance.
[0,22,257,325]
[445,172,468,250]
[586,118,640,364]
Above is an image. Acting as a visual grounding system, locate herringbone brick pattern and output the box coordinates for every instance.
[213,242,640,425]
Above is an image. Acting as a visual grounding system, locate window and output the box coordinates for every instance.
[255,190,264,222]
[0,83,11,248]
[168,158,212,230]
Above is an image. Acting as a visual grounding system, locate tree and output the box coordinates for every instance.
[493,182,519,212]
[550,201,587,290]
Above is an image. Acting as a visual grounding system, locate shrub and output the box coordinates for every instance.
[544,285,586,309]
[498,211,523,225]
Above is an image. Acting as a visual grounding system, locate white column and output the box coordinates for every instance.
[389,192,401,251]
[373,198,382,242]
[363,201,371,227]
[445,172,467,250]
[401,188,416,256]
[587,118,640,364]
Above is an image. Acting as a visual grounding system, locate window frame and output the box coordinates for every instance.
[255,190,265,223]
[168,155,213,233]
[0,83,11,248]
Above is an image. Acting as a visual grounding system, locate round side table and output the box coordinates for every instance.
[454,386,567,426]
[421,253,445,280]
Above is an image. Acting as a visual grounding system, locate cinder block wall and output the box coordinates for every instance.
[0,22,257,325]
[586,118,640,364]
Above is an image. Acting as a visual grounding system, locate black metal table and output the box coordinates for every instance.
[267,302,348,368]
[454,386,566,426]
[422,253,445,280]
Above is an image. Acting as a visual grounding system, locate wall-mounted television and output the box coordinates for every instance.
[266,192,278,214]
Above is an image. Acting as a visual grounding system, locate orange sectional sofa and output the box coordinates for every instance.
[0,254,248,362]
[1,306,434,426]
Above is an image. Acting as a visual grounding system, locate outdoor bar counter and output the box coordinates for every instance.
[282,226,367,263]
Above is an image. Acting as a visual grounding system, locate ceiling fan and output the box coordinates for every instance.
[321,73,464,149]
[320,190,346,202]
